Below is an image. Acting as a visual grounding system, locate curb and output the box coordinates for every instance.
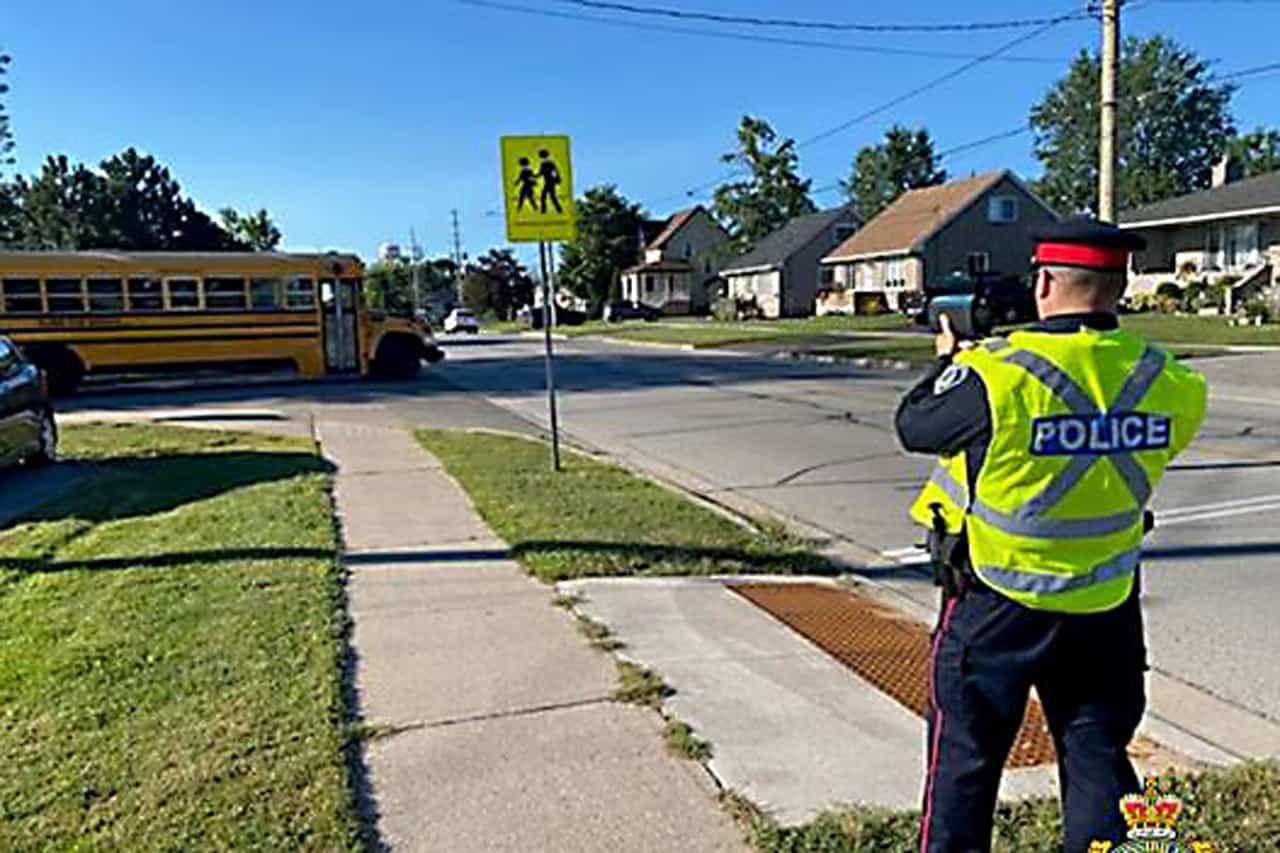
[774,350,919,371]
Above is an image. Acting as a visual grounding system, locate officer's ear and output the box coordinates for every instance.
[1036,268,1053,301]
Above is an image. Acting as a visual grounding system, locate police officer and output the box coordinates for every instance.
[896,219,1207,853]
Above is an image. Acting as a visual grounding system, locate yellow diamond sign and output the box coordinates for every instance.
[500,135,576,243]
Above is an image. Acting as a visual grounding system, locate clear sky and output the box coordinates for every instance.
[4,0,1278,267]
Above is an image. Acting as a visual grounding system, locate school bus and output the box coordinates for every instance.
[0,251,442,392]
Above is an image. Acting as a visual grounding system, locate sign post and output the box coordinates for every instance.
[500,134,576,471]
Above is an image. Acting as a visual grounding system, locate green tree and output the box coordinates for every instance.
[219,207,282,250]
[1030,36,1235,215]
[3,148,246,250]
[1224,128,1280,179]
[712,116,816,251]
[843,124,946,223]
[558,185,646,314]
[460,248,534,319]
[1,51,16,178]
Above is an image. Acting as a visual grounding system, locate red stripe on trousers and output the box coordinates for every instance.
[919,596,959,853]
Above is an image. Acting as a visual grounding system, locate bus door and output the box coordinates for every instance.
[321,278,360,373]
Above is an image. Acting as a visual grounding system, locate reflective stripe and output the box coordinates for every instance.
[1019,453,1097,518]
[976,547,1139,595]
[932,465,1138,539]
[1112,348,1166,411]
[1004,350,1097,415]
[1111,453,1153,506]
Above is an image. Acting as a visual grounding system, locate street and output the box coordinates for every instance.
[48,337,1280,729]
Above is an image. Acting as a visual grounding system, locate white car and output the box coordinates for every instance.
[443,309,480,335]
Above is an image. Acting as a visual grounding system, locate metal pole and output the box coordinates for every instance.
[539,241,562,471]
[1099,0,1120,222]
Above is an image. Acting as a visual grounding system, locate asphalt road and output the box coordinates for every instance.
[37,335,1280,727]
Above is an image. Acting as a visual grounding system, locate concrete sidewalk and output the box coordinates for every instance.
[318,420,744,852]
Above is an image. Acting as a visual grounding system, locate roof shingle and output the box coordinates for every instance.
[1119,170,1280,226]
[722,207,856,274]
[823,172,1008,262]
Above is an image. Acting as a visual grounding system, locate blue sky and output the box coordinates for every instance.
[4,0,1278,267]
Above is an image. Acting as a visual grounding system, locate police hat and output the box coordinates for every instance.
[1030,217,1147,272]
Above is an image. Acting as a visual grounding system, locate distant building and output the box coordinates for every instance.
[1121,167,1280,313]
[720,207,860,318]
[620,206,730,315]
[819,171,1057,314]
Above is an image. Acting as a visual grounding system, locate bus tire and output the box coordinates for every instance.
[372,335,422,381]
[23,345,84,396]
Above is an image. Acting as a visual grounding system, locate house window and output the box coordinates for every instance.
[684,242,693,259]
[988,196,1019,224]
[833,224,857,245]
[885,260,909,290]
[967,252,990,276]
[644,275,655,294]
[819,267,835,286]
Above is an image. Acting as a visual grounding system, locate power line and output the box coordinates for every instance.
[554,0,1093,33]
[456,0,1067,65]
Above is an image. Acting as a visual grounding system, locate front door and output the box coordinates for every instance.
[321,278,360,373]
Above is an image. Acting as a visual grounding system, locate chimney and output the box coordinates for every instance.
[1212,155,1242,188]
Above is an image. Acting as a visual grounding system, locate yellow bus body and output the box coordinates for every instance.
[0,251,439,390]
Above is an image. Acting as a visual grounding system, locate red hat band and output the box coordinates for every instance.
[1035,242,1130,270]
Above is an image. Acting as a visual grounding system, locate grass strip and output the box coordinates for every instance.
[739,760,1280,851]
[0,423,361,850]
[664,719,712,762]
[1123,314,1280,346]
[414,429,831,583]
[564,315,912,349]
[613,661,672,707]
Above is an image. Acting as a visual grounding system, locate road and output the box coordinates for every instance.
[437,336,1280,726]
[35,334,1280,729]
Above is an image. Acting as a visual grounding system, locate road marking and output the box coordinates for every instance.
[1157,493,1280,519]
[1156,500,1280,528]
[1212,393,1280,408]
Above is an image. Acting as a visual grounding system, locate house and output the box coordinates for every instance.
[818,171,1058,314]
[620,206,729,315]
[720,206,860,318]
[1120,166,1280,313]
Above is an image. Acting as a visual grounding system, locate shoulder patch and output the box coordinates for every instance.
[933,363,971,396]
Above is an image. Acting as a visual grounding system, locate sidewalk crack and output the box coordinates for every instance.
[367,695,616,740]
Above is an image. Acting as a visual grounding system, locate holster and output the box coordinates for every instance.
[927,503,969,599]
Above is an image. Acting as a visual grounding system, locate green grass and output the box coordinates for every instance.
[739,762,1280,852]
[664,719,712,762]
[613,661,672,707]
[1123,313,1280,346]
[564,314,913,349]
[414,429,832,583]
[0,424,361,851]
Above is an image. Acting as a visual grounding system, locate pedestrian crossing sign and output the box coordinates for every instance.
[500,135,576,243]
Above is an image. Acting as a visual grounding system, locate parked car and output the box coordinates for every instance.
[0,336,57,469]
[602,301,661,323]
[443,309,480,334]
[519,305,588,329]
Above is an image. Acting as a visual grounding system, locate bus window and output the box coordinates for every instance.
[204,277,247,310]
[2,278,42,313]
[167,278,199,310]
[88,278,125,313]
[285,277,316,310]
[127,276,164,311]
[46,278,85,313]
[250,278,282,310]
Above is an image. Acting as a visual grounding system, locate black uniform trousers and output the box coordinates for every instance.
[918,572,1147,853]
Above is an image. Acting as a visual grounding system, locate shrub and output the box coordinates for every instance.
[1155,281,1182,301]
[1244,298,1272,324]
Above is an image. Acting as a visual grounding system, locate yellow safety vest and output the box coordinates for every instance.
[910,327,1206,614]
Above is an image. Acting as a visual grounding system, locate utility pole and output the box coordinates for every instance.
[1098,0,1121,222]
[450,209,464,270]
[409,227,423,315]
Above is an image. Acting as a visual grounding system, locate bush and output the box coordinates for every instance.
[1244,298,1272,324]
[1155,281,1182,301]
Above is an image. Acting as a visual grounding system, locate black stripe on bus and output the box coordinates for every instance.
[19,332,321,345]
[3,321,319,334]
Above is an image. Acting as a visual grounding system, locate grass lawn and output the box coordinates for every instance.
[414,429,830,583]
[1123,313,1280,346]
[563,314,912,349]
[738,759,1280,852]
[0,424,361,850]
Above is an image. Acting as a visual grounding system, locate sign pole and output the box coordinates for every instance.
[539,240,562,472]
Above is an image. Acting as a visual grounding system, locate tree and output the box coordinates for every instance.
[1,52,16,178]
[558,185,647,314]
[1030,36,1235,215]
[712,116,816,251]
[1224,128,1280,180]
[2,148,249,250]
[460,249,534,319]
[219,207,282,250]
[843,124,946,223]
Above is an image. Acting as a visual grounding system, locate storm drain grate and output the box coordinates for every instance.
[730,582,1058,769]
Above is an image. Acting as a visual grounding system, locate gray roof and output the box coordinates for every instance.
[722,207,856,274]
[1119,170,1280,227]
